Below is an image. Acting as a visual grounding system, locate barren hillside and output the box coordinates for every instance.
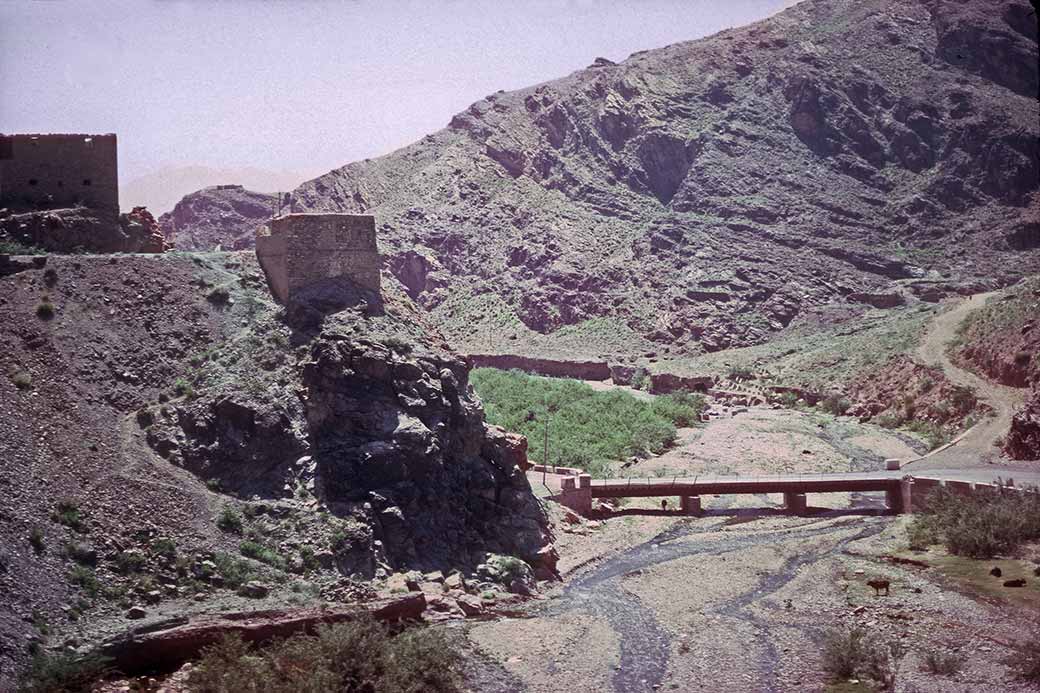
[168,0,1039,359]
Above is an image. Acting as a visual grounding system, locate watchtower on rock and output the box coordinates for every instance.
[255,213,381,303]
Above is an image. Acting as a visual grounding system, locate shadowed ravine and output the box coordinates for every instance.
[540,516,887,692]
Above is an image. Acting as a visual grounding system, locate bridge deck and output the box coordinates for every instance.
[590,473,905,498]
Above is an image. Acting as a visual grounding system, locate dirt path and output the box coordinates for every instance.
[910,292,1028,471]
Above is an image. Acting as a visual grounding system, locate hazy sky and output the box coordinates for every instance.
[1,0,799,184]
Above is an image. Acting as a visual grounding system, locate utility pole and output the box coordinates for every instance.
[542,413,549,485]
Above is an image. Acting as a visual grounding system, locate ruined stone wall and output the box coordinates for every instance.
[256,213,381,303]
[0,134,119,211]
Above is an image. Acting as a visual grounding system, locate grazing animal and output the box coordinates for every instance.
[867,578,890,596]
[661,499,668,511]
[1003,579,1027,588]
[990,567,1003,578]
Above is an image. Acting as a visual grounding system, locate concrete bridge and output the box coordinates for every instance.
[550,470,1036,517]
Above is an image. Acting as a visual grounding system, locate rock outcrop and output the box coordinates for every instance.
[1005,388,1040,460]
[144,282,551,576]
[158,185,278,251]
[0,206,171,253]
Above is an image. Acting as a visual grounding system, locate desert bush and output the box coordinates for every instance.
[923,649,962,676]
[217,506,243,534]
[173,377,195,399]
[908,485,1040,558]
[114,550,146,574]
[17,650,111,693]
[213,552,255,589]
[63,542,95,566]
[35,298,55,320]
[383,336,413,354]
[470,368,678,471]
[67,565,98,597]
[906,420,950,451]
[51,501,82,531]
[206,285,232,305]
[1007,632,1040,683]
[187,617,461,693]
[822,627,901,691]
[630,368,649,391]
[28,527,45,555]
[728,365,754,380]
[0,239,46,255]
[240,541,287,571]
[10,370,32,390]
[151,537,177,559]
[820,394,852,416]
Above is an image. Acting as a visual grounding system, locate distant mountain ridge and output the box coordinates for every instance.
[120,165,307,215]
[165,0,1039,358]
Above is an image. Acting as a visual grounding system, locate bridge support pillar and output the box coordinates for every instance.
[680,495,702,515]
[886,477,913,515]
[784,492,807,515]
[557,475,593,516]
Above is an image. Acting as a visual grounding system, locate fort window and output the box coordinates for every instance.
[57,181,64,188]
[83,179,92,186]
[28,179,38,186]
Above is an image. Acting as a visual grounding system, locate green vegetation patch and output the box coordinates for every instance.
[909,486,1040,559]
[188,616,462,693]
[471,368,704,474]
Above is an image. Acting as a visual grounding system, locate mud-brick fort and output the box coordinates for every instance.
[255,213,382,303]
[0,133,119,211]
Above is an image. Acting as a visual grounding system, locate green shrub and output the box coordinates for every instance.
[213,552,255,589]
[29,527,45,555]
[35,299,55,320]
[17,650,111,693]
[114,550,146,574]
[206,285,232,305]
[63,542,95,565]
[1008,632,1040,683]
[822,627,901,691]
[383,336,413,354]
[187,617,461,693]
[10,370,32,390]
[727,365,755,380]
[151,537,177,559]
[0,239,46,255]
[820,394,852,416]
[51,501,82,531]
[470,368,678,471]
[923,649,962,676]
[650,392,707,427]
[173,377,195,399]
[630,368,649,391]
[240,541,287,571]
[908,485,1040,558]
[67,565,98,597]
[217,506,243,534]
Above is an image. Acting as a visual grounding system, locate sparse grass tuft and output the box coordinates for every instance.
[213,552,256,589]
[152,537,177,559]
[819,393,852,416]
[67,565,98,598]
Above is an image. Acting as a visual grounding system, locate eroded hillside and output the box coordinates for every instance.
[0,253,549,688]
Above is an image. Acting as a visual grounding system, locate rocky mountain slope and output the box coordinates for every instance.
[158,185,278,251]
[166,0,1039,360]
[0,254,549,688]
